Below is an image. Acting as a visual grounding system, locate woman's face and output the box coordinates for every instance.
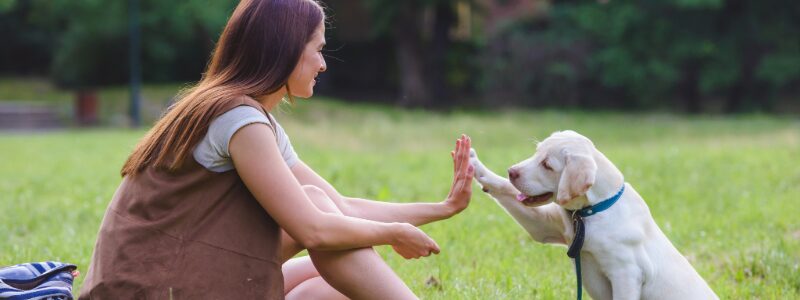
[287,23,327,98]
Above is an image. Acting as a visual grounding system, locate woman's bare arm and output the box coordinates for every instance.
[291,135,475,226]
[230,123,439,258]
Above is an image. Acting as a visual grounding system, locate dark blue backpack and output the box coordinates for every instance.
[0,262,76,300]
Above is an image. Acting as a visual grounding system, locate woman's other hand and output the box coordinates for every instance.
[443,134,475,216]
[390,223,441,259]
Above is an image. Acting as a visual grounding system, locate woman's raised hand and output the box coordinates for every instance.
[390,223,441,259]
[443,134,475,215]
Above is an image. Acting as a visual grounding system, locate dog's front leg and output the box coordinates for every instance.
[469,149,567,245]
[607,267,643,300]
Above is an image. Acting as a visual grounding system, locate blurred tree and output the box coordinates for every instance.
[24,0,236,88]
[363,0,468,108]
[2,0,797,113]
[564,0,798,112]
[4,0,236,124]
[0,0,235,124]
[0,0,54,76]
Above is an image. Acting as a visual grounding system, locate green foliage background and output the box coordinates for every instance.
[477,0,800,112]
[1,0,798,112]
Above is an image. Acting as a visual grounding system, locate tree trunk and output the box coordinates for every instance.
[393,3,431,108]
[430,2,456,108]
[681,60,702,114]
[720,0,747,113]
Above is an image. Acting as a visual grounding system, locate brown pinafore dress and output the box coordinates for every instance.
[79,97,283,299]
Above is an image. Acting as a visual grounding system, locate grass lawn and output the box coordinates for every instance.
[1,89,799,298]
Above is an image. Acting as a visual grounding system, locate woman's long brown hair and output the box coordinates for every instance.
[121,0,323,176]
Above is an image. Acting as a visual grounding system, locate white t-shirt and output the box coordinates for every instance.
[193,106,299,172]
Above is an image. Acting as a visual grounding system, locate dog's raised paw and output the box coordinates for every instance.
[468,148,490,181]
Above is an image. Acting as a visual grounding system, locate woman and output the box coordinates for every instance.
[79,0,474,299]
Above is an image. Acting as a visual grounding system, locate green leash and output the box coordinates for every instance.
[566,185,625,300]
[567,214,586,300]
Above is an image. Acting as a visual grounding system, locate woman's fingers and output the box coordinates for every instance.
[431,238,441,254]
[451,150,456,174]
[454,139,462,173]
[457,135,471,175]
[460,136,470,165]
[461,137,466,161]
[450,135,471,185]
[453,136,467,175]
[392,224,441,259]
[448,135,473,199]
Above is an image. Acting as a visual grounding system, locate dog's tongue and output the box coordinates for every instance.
[516,192,554,206]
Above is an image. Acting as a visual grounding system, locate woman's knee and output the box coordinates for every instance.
[281,185,342,260]
[301,184,326,198]
[283,256,320,293]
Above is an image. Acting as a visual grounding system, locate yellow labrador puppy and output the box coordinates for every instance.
[469,130,717,300]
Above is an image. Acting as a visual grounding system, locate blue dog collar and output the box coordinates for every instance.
[575,184,625,218]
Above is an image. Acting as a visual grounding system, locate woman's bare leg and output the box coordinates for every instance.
[286,275,348,300]
[283,256,346,300]
[281,185,417,300]
[307,246,415,300]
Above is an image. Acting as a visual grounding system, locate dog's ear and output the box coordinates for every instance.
[556,150,597,205]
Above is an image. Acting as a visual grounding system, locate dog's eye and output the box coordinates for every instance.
[541,160,553,171]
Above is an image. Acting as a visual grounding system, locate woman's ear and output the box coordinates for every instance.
[556,151,597,205]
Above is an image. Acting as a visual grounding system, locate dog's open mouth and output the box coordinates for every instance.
[516,192,553,206]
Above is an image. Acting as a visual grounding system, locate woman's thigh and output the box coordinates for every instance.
[281,230,305,263]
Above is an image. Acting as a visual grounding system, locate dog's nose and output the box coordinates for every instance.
[508,168,519,180]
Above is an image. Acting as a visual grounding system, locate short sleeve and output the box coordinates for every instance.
[193,106,300,172]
